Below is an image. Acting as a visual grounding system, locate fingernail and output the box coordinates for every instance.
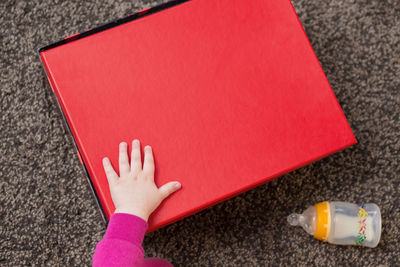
[120,142,127,147]
[175,182,181,188]
[103,157,109,163]
[133,139,139,145]
[145,145,152,151]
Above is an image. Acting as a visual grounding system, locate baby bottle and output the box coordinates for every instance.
[287,201,381,247]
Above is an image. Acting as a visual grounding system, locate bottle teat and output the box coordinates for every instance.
[287,213,302,226]
[287,205,317,236]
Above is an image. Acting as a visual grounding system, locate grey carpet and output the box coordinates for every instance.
[1,0,399,266]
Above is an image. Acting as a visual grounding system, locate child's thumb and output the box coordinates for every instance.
[159,181,181,200]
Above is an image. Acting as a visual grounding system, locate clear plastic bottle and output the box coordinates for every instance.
[287,201,381,247]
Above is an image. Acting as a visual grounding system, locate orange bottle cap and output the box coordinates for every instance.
[314,201,331,241]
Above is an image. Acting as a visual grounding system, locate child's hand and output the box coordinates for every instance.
[102,139,181,222]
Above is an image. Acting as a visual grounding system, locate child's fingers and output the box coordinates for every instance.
[130,139,142,174]
[103,157,118,184]
[143,145,155,177]
[119,142,130,176]
[158,181,181,200]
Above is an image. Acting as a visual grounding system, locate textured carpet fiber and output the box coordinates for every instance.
[1,0,399,266]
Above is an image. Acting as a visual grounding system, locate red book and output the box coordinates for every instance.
[40,0,356,232]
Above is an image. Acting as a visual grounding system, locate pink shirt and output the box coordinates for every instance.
[93,213,172,267]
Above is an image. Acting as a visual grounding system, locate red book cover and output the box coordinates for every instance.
[39,0,356,232]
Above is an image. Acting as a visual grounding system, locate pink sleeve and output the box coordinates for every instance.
[93,213,148,267]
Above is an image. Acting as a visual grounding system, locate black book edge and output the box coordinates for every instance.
[38,0,190,225]
[38,0,189,53]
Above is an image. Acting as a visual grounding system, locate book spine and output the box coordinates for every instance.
[39,53,109,225]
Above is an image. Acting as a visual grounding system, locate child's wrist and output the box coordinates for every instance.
[114,207,149,222]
